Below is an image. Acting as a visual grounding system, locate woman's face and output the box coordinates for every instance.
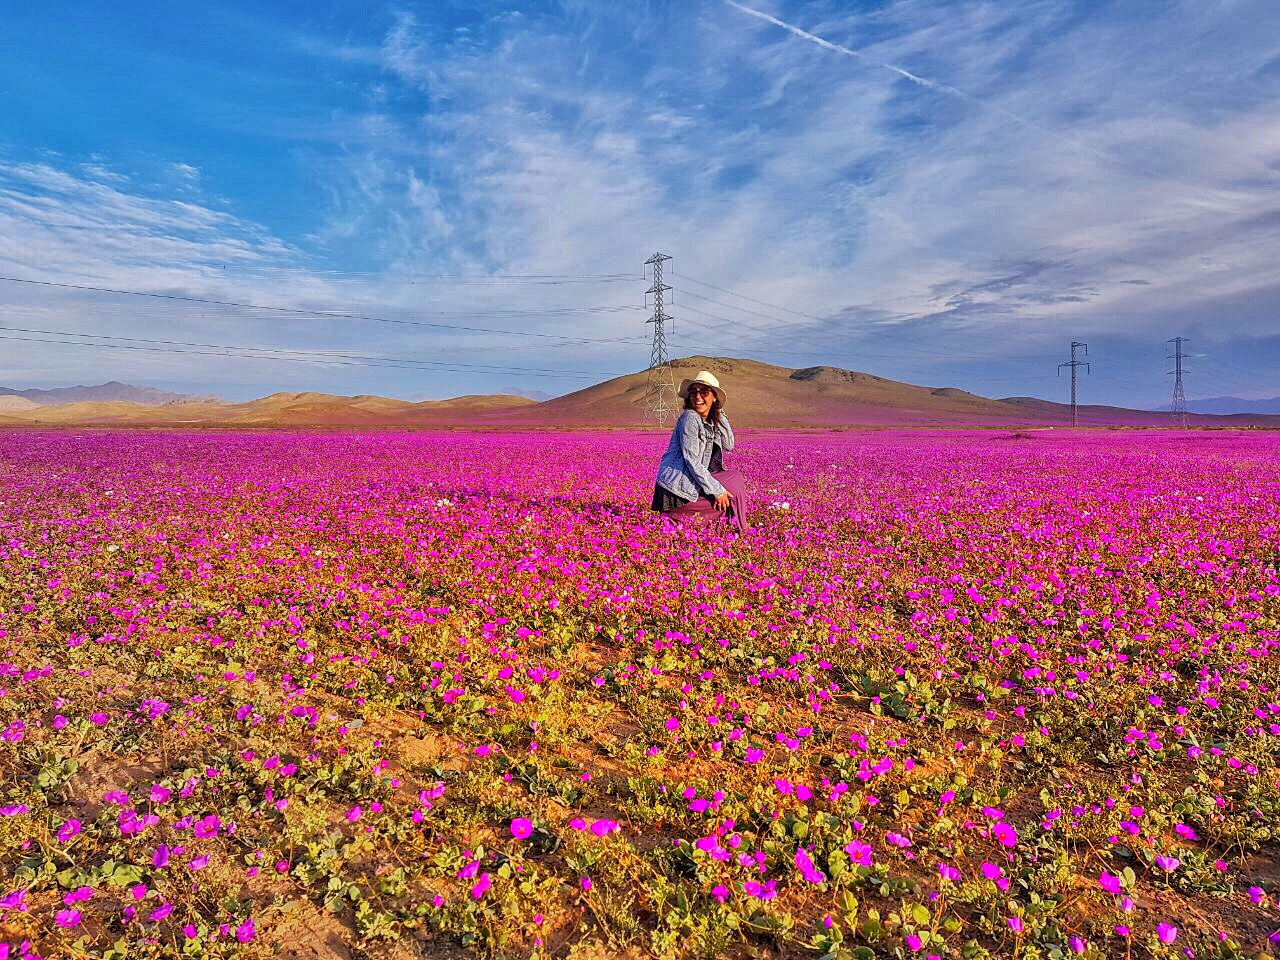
[689,383,715,417]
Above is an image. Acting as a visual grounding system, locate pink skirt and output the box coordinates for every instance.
[653,468,750,532]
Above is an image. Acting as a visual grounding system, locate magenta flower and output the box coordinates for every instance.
[1154,855,1180,872]
[236,918,256,942]
[510,817,533,839]
[1156,922,1177,944]
[992,820,1018,847]
[55,908,82,927]
[56,818,81,842]
[192,814,220,838]
[1099,872,1123,894]
[937,862,960,882]
[148,902,174,922]
[795,848,826,884]
[845,839,874,866]
[470,873,491,899]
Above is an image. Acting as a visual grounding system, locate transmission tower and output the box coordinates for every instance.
[642,252,677,423]
[1167,336,1189,428]
[1057,341,1090,427]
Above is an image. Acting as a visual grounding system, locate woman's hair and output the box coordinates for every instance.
[683,390,721,427]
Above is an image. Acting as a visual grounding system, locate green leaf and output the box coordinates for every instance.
[911,904,931,925]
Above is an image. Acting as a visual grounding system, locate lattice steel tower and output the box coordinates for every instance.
[643,252,677,423]
[1167,337,1189,428]
[1057,341,1090,427]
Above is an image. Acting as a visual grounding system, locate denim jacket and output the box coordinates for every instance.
[655,408,735,502]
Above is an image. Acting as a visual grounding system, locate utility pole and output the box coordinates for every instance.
[643,252,677,423]
[1057,341,1090,427]
[1167,336,1189,428]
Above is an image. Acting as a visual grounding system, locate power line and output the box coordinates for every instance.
[0,276,646,345]
[1167,336,1189,428]
[642,252,678,423]
[0,324,606,376]
[1057,341,1090,427]
[678,274,830,324]
[0,332,610,379]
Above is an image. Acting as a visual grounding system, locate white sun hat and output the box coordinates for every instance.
[677,370,726,407]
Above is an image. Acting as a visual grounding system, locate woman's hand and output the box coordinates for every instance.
[714,492,732,512]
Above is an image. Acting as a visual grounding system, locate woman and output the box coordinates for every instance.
[651,370,750,532]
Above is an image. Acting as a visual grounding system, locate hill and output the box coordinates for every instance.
[0,380,218,405]
[0,358,1275,429]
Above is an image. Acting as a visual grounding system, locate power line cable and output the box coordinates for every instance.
[0,332,610,379]
[0,276,646,344]
[0,324,607,376]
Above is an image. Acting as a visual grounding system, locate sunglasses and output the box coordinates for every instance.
[689,385,715,397]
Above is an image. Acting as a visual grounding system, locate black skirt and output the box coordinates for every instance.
[651,484,690,512]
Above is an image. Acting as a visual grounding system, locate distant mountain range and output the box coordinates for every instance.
[0,363,1276,428]
[1155,396,1280,415]
[0,381,218,405]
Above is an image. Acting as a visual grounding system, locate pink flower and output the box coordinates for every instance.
[992,820,1018,847]
[845,839,874,866]
[192,814,220,838]
[56,819,81,842]
[188,854,210,871]
[470,873,491,899]
[580,876,592,892]
[1156,922,1177,944]
[510,817,533,839]
[236,918,256,942]
[590,818,620,836]
[1007,917,1023,933]
[149,902,174,922]
[795,848,826,884]
[1069,936,1087,954]
[1154,855,1180,872]
[937,862,960,882]
[1099,872,1123,894]
[56,908,82,927]
[665,717,680,731]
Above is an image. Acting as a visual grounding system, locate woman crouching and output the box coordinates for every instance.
[650,370,750,532]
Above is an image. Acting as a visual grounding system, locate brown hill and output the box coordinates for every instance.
[0,357,1274,429]
[0,391,538,428]
[497,356,1057,428]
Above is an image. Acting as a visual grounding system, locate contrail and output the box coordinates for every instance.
[723,0,1059,140]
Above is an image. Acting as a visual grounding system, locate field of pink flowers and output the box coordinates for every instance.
[1,428,1278,960]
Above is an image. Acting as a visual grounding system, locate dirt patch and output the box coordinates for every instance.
[64,749,169,818]
[262,901,354,960]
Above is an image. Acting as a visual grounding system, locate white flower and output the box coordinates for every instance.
[770,500,791,511]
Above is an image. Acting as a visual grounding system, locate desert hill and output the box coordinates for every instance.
[0,380,216,405]
[506,357,1032,428]
[0,357,1275,429]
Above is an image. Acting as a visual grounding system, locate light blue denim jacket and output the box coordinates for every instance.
[655,408,735,502]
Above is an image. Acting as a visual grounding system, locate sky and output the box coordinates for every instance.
[1,0,1278,406]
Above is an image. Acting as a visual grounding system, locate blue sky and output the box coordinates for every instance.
[1,0,1278,404]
